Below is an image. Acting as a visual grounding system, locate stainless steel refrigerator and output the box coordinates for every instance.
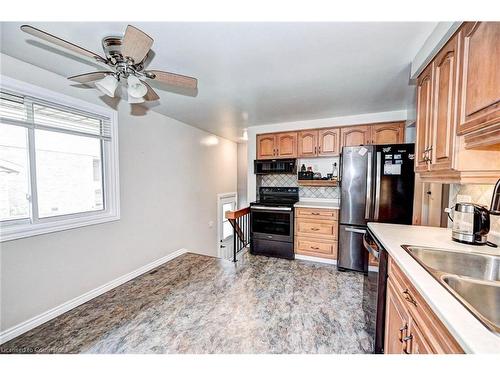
[338,144,415,272]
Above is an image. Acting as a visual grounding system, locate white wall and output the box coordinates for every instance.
[237,143,248,208]
[246,110,407,202]
[0,54,237,331]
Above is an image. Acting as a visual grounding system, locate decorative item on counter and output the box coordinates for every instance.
[332,162,338,179]
[298,171,314,180]
[300,164,306,172]
[307,166,313,172]
[327,173,333,179]
[313,172,322,180]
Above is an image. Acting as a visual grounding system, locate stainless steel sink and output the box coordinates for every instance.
[402,245,500,335]
[441,275,500,331]
[405,246,499,282]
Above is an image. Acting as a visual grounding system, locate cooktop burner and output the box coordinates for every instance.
[251,187,299,207]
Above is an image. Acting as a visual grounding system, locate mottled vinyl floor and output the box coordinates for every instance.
[0,253,373,354]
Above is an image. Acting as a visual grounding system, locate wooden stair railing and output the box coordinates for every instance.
[225,206,250,262]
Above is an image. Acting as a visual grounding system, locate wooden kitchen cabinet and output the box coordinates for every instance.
[414,22,500,183]
[340,125,371,148]
[430,34,459,171]
[297,128,340,157]
[415,64,433,173]
[384,257,464,354]
[318,128,340,156]
[256,134,277,159]
[276,132,297,158]
[294,207,338,260]
[256,132,297,159]
[370,122,405,145]
[297,130,318,157]
[457,22,500,148]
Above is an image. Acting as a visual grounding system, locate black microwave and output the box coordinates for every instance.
[254,159,296,175]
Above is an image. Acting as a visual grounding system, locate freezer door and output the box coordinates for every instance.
[340,146,374,226]
[373,144,415,224]
[337,224,368,272]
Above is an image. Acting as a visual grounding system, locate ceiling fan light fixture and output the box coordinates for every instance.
[95,75,118,97]
[127,75,148,98]
[127,92,145,104]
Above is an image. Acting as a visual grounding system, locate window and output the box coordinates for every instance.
[0,76,119,241]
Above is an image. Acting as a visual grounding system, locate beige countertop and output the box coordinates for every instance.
[367,222,500,353]
[294,200,340,209]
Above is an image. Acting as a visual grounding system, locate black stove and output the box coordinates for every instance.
[249,187,299,260]
[250,187,299,208]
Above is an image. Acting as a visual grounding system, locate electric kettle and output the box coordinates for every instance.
[451,203,490,245]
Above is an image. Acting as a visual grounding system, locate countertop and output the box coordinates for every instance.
[294,200,340,209]
[367,222,500,353]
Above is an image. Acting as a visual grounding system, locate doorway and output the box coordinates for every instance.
[217,192,237,260]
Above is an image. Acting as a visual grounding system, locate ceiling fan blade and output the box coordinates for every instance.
[21,25,107,64]
[141,80,160,101]
[121,25,153,64]
[146,70,198,90]
[68,71,110,83]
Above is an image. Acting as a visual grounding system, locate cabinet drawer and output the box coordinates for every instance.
[388,258,463,353]
[295,207,338,220]
[295,218,337,239]
[295,237,337,258]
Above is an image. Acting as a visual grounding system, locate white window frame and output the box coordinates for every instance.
[0,75,120,242]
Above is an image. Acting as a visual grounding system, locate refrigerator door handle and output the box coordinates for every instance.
[365,152,372,219]
[344,227,367,234]
[374,151,382,220]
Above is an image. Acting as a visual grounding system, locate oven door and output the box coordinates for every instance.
[250,206,293,242]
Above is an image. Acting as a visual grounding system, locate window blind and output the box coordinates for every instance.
[0,90,111,140]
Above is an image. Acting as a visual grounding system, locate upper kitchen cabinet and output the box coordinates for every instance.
[457,22,500,149]
[297,128,340,157]
[256,132,298,159]
[256,134,277,159]
[340,125,371,148]
[297,130,318,157]
[370,122,405,145]
[415,64,433,173]
[318,128,340,156]
[414,22,500,183]
[430,34,459,171]
[276,132,298,158]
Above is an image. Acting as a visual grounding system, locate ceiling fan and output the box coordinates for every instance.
[20,24,198,104]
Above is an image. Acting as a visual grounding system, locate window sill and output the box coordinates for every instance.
[0,211,120,242]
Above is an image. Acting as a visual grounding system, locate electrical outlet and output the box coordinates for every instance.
[457,194,472,203]
[208,221,214,228]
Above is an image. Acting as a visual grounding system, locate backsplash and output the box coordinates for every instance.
[449,183,500,245]
[257,174,340,200]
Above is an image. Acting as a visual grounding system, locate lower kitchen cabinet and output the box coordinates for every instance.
[294,207,338,260]
[384,256,463,354]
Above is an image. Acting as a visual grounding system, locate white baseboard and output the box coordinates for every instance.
[0,248,188,345]
[294,254,337,265]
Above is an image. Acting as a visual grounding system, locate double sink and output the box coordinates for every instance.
[402,245,500,335]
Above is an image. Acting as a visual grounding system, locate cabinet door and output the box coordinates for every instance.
[298,130,318,157]
[408,320,434,354]
[340,125,370,149]
[385,280,410,354]
[318,128,340,156]
[276,132,297,158]
[415,65,433,172]
[431,34,458,171]
[256,134,276,159]
[458,22,500,135]
[370,122,405,145]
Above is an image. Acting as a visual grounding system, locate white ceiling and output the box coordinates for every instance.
[0,22,436,141]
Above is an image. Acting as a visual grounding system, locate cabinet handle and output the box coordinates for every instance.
[310,246,320,250]
[402,289,417,306]
[315,146,317,154]
[310,227,320,231]
[403,334,413,354]
[311,212,320,215]
[398,323,408,343]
